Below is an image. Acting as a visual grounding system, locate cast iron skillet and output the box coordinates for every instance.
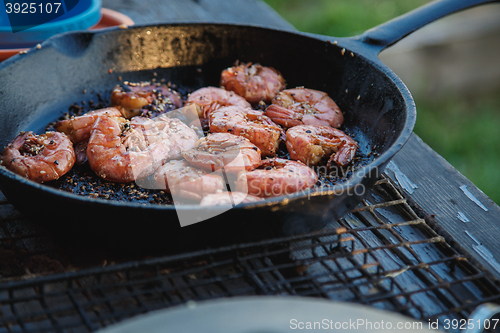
[0,0,495,252]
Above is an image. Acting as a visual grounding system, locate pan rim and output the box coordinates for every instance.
[0,22,416,212]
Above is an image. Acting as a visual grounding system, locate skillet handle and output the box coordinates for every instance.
[356,0,498,53]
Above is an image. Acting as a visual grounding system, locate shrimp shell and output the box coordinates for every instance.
[220,62,285,103]
[87,115,197,183]
[265,88,344,128]
[286,125,358,167]
[111,86,155,118]
[182,133,261,173]
[209,106,283,157]
[87,116,153,183]
[128,84,183,108]
[185,87,251,120]
[235,158,318,198]
[153,160,225,201]
[130,114,198,160]
[54,107,122,143]
[1,131,75,183]
[111,84,183,119]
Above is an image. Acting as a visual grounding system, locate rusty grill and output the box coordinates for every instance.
[1,176,500,332]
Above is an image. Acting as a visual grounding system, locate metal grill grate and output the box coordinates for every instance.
[1,176,500,332]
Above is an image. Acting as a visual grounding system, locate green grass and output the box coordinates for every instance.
[263,0,500,203]
[263,0,430,37]
[415,92,500,203]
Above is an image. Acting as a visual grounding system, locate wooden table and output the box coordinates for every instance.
[99,0,500,279]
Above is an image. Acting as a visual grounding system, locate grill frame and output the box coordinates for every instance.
[1,176,500,333]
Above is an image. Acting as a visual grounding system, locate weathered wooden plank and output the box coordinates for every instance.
[390,134,500,279]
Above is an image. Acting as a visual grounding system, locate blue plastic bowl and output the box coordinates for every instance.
[0,0,102,48]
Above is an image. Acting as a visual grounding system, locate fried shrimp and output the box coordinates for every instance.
[87,115,154,183]
[87,115,197,183]
[182,133,261,173]
[111,84,183,118]
[128,84,182,106]
[235,158,318,198]
[54,107,122,143]
[265,88,343,128]
[153,160,225,201]
[111,86,155,118]
[220,62,285,103]
[209,106,283,157]
[130,115,198,160]
[1,131,75,183]
[185,87,251,120]
[286,125,358,167]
